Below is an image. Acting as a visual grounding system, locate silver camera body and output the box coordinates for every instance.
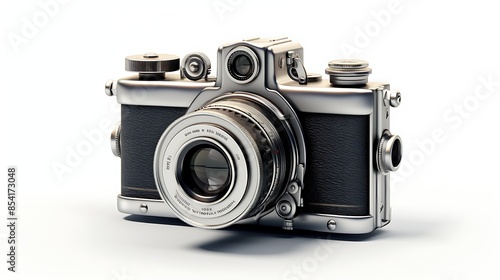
[106,37,402,234]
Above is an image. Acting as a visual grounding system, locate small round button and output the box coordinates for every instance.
[143,52,159,58]
[287,181,299,194]
[278,201,292,216]
[105,79,114,96]
[139,203,148,214]
[327,220,337,231]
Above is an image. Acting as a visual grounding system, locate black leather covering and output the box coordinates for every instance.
[121,105,186,199]
[300,112,370,216]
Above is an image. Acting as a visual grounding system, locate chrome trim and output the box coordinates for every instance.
[117,196,175,217]
[272,212,377,234]
[117,196,378,234]
[115,75,215,107]
[115,75,376,115]
[278,81,377,115]
[374,86,392,227]
[368,111,375,229]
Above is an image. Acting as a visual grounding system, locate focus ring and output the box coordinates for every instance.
[214,108,273,181]
[202,107,274,214]
[200,96,292,212]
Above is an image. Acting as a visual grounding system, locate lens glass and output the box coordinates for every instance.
[233,54,252,77]
[180,144,231,202]
[391,138,402,168]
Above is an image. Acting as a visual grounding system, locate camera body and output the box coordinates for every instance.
[106,37,402,234]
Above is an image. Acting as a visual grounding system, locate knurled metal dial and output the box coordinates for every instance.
[212,108,273,173]
[328,59,369,69]
[110,122,121,157]
[325,59,372,86]
[205,106,274,209]
[125,53,180,73]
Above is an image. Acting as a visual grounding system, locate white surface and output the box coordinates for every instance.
[1,0,499,279]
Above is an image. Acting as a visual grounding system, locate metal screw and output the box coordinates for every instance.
[327,220,337,231]
[288,182,299,194]
[189,61,200,73]
[139,203,148,214]
[278,201,292,215]
[279,56,286,68]
[390,90,401,107]
[105,79,114,96]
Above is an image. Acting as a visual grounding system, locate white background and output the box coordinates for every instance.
[1,0,499,279]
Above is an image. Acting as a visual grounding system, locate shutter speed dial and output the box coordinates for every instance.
[325,59,372,87]
[125,53,180,78]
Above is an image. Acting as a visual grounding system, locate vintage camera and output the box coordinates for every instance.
[105,37,402,234]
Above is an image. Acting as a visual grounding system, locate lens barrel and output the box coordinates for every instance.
[154,93,296,229]
[226,47,260,84]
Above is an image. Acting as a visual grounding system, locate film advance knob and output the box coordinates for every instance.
[125,53,180,73]
[325,59,372,87]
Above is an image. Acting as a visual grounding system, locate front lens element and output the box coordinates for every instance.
[232,54,252,77]
[226,47,259,83]
[180,143,231,202]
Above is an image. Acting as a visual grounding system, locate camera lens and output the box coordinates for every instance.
[232,54,252,77]
[226,47,259,83]
[154,93,298,229]
[179,142,231,203]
